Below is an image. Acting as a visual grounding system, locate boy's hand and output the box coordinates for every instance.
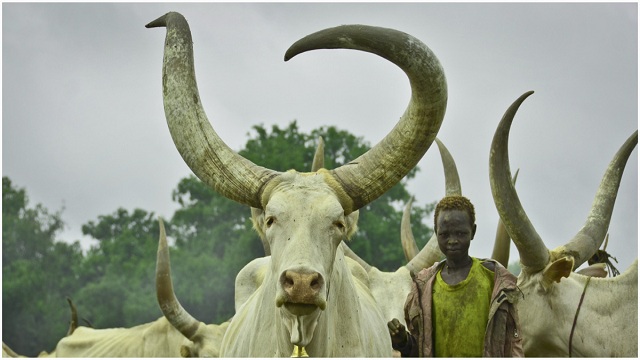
[387,318,408,349]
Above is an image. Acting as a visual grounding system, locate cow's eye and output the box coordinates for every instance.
[266,217,275,227]
[334,221,345,231]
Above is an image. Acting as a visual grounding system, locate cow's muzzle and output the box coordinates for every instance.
[277,270,327,311]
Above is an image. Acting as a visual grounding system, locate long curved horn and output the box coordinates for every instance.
[556,130,637,268]
[156,218,201,340]
[491,169,519,268]
[284,26,447,213]
[149,14,447,214]
[490,91,549,272]
[146,13,279,209]
[147,14,446,213]
[435,138,462,196]
[401,197,419,261]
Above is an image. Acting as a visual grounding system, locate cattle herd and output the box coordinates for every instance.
[2,11,637,358]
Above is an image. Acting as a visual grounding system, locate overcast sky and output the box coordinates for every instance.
[3,2,637,273]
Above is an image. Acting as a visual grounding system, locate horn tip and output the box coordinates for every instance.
[146,12,178,29]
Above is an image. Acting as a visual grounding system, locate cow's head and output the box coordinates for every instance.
[489,92,637,356]
[489,91,637,290]
[147,11,447,348]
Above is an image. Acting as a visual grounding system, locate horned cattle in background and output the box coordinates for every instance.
[146,11,447,357]
[31,289,229,357]
[37,315,229,357]
[490,91,638,357]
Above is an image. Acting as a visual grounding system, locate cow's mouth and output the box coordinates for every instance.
[284,303,318,316]
[280,302,322,347]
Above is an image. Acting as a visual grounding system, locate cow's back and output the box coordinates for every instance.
[51,317,187,357]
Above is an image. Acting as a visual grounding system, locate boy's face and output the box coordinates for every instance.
[436,209,477,262]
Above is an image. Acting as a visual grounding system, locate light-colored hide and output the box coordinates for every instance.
[227,178,391,356]
[147,10,446,357]
[490,91,638,357]
[517,260,637,357]
[234,256,271,313]
[37,317,229,357]
[2,342,24,358]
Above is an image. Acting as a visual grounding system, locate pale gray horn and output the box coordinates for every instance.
[557,130,637,269]
[405,138,458,273]
[156,218,201,340]
[401,196,419,261]
[285,25,447,214]
[149,13,446,214]
[490,91,550,273]
[435,138,462,196]
[147,12,279,209]
[491,169,519,268]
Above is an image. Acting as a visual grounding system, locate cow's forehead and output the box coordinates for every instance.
[265,174,345,217]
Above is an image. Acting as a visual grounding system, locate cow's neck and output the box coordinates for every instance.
[303,250,388,356]
[223,250,391,357]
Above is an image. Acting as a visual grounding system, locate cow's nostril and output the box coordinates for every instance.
[310,276,321,291]
[280,270,324,304]
[283,274,294,288]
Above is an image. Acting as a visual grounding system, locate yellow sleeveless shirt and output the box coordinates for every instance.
[432,257,494,357]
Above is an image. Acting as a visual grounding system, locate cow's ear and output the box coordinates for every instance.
[251,207,266,240]
[541,256,574,291]
[180,345,192,357]
[345,210,359,240]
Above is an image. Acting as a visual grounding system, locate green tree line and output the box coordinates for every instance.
[2,122,435,356]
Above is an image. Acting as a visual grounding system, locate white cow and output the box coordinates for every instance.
[31,239,230,358]
[37,317,228,358]
[146,11,447,357]
[489,91,638,357]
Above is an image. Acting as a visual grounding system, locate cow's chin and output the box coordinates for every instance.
[281,303,322,347]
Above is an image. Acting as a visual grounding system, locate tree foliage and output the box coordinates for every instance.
[74,208,161,328]
[2,177,83,356]
[1,121,436,355]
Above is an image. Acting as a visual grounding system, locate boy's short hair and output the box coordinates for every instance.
[434,195,476,230]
